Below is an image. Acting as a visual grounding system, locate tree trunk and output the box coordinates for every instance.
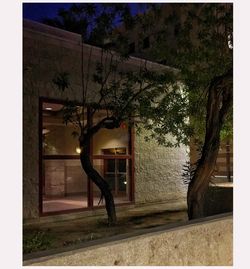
[80,148,117,225]
[187,69,233,219]
[79,116,120,225]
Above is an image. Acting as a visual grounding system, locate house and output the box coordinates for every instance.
[23,19,189,222]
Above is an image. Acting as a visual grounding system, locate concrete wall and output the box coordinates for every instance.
[23,214,233,266]
[23,19,188,220]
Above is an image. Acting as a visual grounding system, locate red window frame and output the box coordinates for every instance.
[39,97,135,216]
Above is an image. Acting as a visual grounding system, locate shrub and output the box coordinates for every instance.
[23,231,52,254]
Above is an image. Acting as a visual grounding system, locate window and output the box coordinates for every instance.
[41,101,88,214]
[92,110,133,206]
[103,148,127,195]
[104,154,127,192]
[40,99,134,215]
[42,102,80,155]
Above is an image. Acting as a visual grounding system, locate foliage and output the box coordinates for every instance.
[52,72,70,92]
[23,231,53,254]
[147,3,233,145]
[45,3,178,224]
[45,3,192,148]
[45,3,233,149]
[182,160,197,185]
[43,3,139,55]
[44,3,233,221]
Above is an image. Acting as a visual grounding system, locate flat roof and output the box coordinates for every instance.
[23,19,176,73]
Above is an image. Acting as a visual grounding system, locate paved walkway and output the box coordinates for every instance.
[24,202,188,254]
[24,200,188,229]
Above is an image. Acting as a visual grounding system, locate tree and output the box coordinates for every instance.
[45,3,233,221]
[45,3,174,225]
[135,3,233,219]
[54,57,173,225]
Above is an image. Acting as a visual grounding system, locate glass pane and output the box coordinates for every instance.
[117,159,126,172]
[92,110,129,155]
[42,102,86,155]
[92,158,131,206]
[92,159,105,206]
[93,184,104,207]
[106,159,115,173]
[118,173,127,192]
[102,148,116,155]
[105,174,116,191]
[116,148,126,155]
[102,148,126,155]
[43,159,88,212]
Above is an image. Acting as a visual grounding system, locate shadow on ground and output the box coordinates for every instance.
[23,210,188,254]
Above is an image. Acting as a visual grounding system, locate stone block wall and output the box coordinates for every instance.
[24,214,233,266]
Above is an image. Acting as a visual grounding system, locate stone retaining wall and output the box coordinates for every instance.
[23,214,233,266]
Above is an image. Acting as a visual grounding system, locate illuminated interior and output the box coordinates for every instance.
[41,101,132,214]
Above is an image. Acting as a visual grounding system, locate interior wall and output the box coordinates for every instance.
[92,128,129,155]
[44,160,88,197]
[43,125,79,155]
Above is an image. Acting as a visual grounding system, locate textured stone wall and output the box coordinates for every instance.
[23,22,85,219]
[23,94,40,219]
[135,127,189,207]
[24,214,233,266]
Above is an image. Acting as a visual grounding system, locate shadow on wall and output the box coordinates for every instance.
[204,183,233,216]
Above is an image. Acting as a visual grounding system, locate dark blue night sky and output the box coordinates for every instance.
[23,3,72,22]
[23,3,71,22]
[23,3,148,23]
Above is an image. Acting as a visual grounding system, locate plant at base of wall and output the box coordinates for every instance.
[23,231,53,254]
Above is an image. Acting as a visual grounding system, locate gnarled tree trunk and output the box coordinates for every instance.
[79,116,120,225]
[187,68,233,219]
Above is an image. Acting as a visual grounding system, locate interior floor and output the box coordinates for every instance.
[43,195,130,213]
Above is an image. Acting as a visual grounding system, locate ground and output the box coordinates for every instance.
[23,209,188,254]
[23,182,233,255]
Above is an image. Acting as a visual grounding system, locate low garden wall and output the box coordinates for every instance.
[23,213,232,266]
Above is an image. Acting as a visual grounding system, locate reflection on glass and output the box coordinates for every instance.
[43,159,88,212]
[102,148,127,155]
[41,102,132,212]
[42,102,86,155]
[92,109,129,155]
[93,183,104,206]
[118,159,126,172]
[93,158,130,206]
